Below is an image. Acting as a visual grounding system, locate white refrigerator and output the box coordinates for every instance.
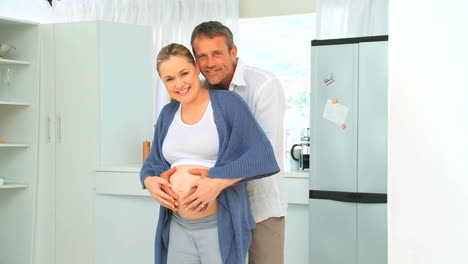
[309,36,388,264]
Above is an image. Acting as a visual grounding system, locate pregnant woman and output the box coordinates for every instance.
[140,43,279,264]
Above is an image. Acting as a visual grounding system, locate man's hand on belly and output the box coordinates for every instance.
[183,169,242,212]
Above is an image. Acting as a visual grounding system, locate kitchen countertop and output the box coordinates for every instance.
[96,164,309,178]
[95,164,310,204]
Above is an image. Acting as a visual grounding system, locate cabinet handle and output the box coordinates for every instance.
[56,115,62,144]
[46,115,51,143]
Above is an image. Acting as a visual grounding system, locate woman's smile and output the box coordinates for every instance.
[177,87,190,95]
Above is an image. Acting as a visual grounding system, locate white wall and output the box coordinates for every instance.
[240,0,315,18]
[388,1,468,263]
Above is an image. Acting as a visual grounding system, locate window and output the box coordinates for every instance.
[238,14,316,160]
[238,13,315,128]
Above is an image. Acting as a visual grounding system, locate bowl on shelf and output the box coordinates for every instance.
[0,44,16,58]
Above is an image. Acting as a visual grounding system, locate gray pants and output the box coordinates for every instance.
[167,213,223,264]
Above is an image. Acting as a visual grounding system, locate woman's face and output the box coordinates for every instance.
[159,55,202,104]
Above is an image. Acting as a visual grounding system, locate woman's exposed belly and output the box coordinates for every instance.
[170,164,218,219]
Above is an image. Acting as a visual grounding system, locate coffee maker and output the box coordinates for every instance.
[290,128,310,170]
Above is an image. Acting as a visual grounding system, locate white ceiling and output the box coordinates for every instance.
[240,0,316,18]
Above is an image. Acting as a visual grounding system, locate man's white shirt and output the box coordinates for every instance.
[223,58,287,223]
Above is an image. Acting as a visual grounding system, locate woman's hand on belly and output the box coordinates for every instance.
[143,167,178,212]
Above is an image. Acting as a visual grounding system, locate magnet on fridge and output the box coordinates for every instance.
[322,74,335,86]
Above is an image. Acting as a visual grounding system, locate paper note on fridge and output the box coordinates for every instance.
[322,99,349,125]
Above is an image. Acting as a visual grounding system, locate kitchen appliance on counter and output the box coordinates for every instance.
[290,128,310,170]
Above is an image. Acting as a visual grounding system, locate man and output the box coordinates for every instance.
[190,21,287,264]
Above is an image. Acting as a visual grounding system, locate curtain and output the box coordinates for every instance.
[51,0,239,116]
[316,0,388,39]
[0,0,54,22]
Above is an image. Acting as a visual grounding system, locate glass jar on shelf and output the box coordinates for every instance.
[1,67,14,101]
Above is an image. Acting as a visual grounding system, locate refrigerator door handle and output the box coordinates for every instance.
[309,190,387,203]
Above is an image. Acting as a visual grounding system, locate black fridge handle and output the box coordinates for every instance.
[309,190,387,204]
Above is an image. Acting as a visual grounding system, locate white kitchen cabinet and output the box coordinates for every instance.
[281,175,309,264]
[93,168,310,264]
[0,16,40,264]
[34,21,154,264]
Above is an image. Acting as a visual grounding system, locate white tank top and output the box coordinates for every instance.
[162,101,219,168]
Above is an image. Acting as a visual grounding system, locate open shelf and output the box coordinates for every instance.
[0,182,28,189]
[0,16,38,25]
[0,143,30,148]
[0,14,40,264]
[0,58,30,65]
[0,101,31,106]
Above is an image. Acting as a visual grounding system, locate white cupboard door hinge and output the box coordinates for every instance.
[47,115,51,143]
[56,115,62,144]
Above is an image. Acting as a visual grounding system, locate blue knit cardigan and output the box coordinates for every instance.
[140,89,280,264]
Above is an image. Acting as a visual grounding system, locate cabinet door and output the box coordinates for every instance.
[95,195,159,264]
[309,199,357,264]
[34,24,57,264]
[285,204,309,264]
[54,22,99,264]
[310,44,358,192]
[357,204,387,264]
[357,42,388,193]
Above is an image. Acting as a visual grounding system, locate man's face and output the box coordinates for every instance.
[192,35,237,89]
